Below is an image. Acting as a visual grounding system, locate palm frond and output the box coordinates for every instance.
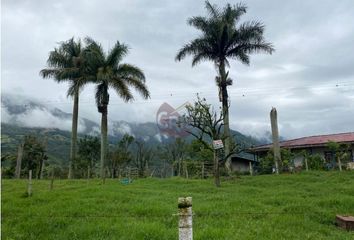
[222,2,247,25]
[109,78,133,102]
[84,37,106,63]
[122,77,150,99]
[205,1,220,18]
[40,69,59,79]
[117,64,145,82]
[176,38,214,62]
[187,16,209,32]
[47,49,71,68]
[106,41,129,67]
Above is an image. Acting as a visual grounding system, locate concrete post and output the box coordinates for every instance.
[270,108,281,174]
[178,197,193,240]
[249,161,253,176]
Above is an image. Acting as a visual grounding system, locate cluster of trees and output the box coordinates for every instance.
[40,38,150,179]
[4,1,273,186]
[62,134,214,179]
[2,135,47,179]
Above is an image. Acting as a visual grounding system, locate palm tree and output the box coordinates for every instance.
[40,38,88,178]
[84,38,150,178]
[176,1,274,172]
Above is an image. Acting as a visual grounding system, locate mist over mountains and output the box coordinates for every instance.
[1,93,271,145]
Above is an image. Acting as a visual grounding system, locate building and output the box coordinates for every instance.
[231,153,257,173]
[248,132,354,168]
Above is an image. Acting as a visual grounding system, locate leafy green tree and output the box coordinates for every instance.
[110,134,134,178]
[326,141,350,171]
[1,154,17,178]
[76,136,100,178]
[84,38,150,178]
[187,139,213,163]
[179,96,241,186]
[40,38,88,178]
[22,135,47,179]
[133,140,154,177]
[260,148,295,174]
[176,1,274,172]
[307,154,325,170]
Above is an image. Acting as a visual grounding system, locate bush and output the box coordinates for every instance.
[307,154,325,170]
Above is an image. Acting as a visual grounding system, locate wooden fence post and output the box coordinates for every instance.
[15,143,24,179]
[249,161,253,176]
[178,197,193,240]
[28,170,32,196]
[50,169,54,190]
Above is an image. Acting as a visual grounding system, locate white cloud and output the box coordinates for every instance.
[2,0,354,140]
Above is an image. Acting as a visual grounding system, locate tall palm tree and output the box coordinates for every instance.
[176,1,274,172]
[40,38,88,179]
[84,38,150,178]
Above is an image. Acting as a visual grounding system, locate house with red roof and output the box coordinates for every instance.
[248,132,354,168]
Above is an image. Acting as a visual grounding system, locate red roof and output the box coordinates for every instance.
[250,132,354,152]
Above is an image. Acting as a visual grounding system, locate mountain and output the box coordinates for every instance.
[1,94,266,165]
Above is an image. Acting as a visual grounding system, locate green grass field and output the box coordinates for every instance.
[2,171,354,239]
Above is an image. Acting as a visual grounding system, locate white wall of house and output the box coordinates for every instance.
[232,161,250,172]
[291,144,354,167]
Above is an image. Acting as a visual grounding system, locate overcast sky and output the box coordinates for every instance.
[2,0,354,139]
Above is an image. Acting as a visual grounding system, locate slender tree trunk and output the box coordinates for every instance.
[100,105,108,179]
[69,89,79,179]
[219,61,232,173]
[178,158,182,177]
[15,142,24,179]
[214,150,220,187]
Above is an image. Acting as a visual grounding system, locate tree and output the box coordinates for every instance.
[110,134,134,178]
[260,148,294,174]
[84,38,150,178]
[77,136,100,178]
[21,135,47,179]
[179,96,240,187]
[176,1,274,173]
[326,141,350,171]
[40,38,88,179]
[166,138,188,177]
[133,140,154,177]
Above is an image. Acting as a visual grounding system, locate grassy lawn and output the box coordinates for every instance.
[2,171,354,239]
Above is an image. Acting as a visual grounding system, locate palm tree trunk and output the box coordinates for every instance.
[219,61,232,173]
[69,89,79,179]
[100,105,108,179]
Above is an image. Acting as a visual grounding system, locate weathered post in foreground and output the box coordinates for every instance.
[337,155,342,172]
[304,157,309,171]
[249,161,253,176]
[28,170,32,196]
[270,108,281,174]
[178,197,193,240]
[50,169,54,190]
